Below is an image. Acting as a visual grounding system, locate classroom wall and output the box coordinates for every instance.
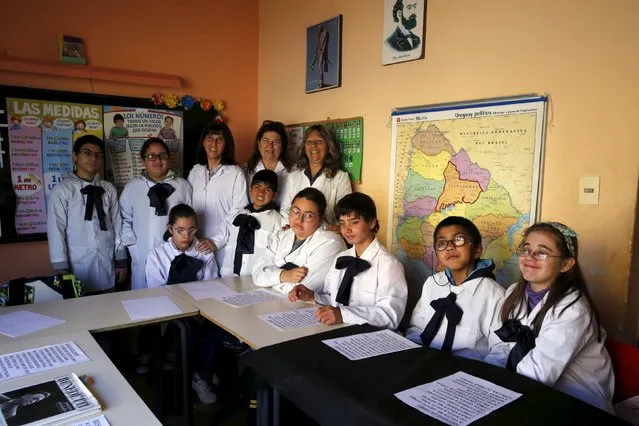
[0,0,259,282]
[258,0,639,339]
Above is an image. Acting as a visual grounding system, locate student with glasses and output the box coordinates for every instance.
[47,135,127,294]
[485,222,613,413]
[404,216,505,360]
[119,137,192,290]
[244,120,295,207]
[279,125,352,231]
[253,187,344,294]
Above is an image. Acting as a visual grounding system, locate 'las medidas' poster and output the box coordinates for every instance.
[6,98,103,235]
[103,106,183,192]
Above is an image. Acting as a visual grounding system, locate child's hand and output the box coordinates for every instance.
[197,238,217,254]
[281,224,291,231]
[316,306,343,325]
[288,284,314,302]
[279,267,308,283]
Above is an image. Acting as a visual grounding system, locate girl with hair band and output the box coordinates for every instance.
[279,125,352,231]
[404,216,505,360]
[119,137,192,290]
[188,122,248,269]
[47,135,127,294]
[289,192,408,330]
[485,222,614,413]
[253,187,344,294]
[244,120,295,207]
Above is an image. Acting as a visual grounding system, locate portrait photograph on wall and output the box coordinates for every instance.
[306,15,342,93]
[382,0,426,65]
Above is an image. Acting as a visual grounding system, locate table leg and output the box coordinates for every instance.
[257,386,271,426]
[170,319,193,426]
[272,387,280,426]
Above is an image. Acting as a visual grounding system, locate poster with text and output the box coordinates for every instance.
[103,106,183,192]
[6,98,103,235]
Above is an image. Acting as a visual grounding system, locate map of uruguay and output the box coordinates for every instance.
[392,115,537,286]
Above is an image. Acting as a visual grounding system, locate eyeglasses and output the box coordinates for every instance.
[143,153,169,161]
[434,234,470,251]
[79,150,104,159]
[170,226,197,237]
[516,247,563,261]
[288,206,319,223]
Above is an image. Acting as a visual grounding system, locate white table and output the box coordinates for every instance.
[0,330,161,425]
[0,287,199,344]
[165,276,347,349]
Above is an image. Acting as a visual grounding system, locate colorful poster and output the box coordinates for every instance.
[286,117,363,183]
[103,106,183,192]
[6,98,103,235]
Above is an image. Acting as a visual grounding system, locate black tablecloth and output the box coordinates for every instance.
[243,325,625,426]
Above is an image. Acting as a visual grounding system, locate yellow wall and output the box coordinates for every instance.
[259,0,639,338]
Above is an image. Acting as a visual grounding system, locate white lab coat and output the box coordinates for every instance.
[252,228,345,294]
[484,284,614,413]
[245,160,294,208]
[405,265,505,360]
[47,172,126,292]
[119,170,192,290]
[220,207,283,277]
[279,169,352,224]
[145,237,218,288]
[187,164,248,267]
[315,238,408,330]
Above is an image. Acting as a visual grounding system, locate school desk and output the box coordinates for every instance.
[242,324,626,426]
[164,276,347,349]
[0,330,161,425]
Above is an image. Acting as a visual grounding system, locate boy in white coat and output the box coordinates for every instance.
[484,222,614,413]
[220,169,283,276]
[253,188,344,294]
[289,192,407,330]
[404,216,505,360]
[119,138,192,290]
[47,135,127,293]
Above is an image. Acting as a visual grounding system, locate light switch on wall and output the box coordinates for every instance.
[579,176,599,205]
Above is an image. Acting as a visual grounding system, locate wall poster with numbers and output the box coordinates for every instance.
[389,96,546,297]
[285,116,363,183]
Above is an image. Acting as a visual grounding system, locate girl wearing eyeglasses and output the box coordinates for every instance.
[47,135,128,294]
[279,125,352,231]
[119,138,192,290]
[485,222,613,413]
[404,216,504,360]
[145,204,217,287]
[253,187,344,294]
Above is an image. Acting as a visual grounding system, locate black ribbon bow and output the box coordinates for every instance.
[419,292,464,351]
[495,319,536,371]
[80,185,107,231]
[147,183,175,216]
[334,256,371,306]
[232,214,261,275]
[280,262,299,271]
[166,253,204,285]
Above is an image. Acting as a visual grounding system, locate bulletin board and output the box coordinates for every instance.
[0,85,216,244]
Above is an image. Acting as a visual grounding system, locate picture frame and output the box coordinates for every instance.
[306,15,342,93]
[382,0,427,65]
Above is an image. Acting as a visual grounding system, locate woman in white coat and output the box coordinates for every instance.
[244,120,295,207]
[253,187,344,295]
[485,222,614,413]
[47,135,127,294]
[187,122,248,268]
[279,125,352,230]
[119,138,192,290]
[289,192,408,330]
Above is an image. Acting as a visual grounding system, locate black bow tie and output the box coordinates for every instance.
[334,256,371,306]
[80,185,107,231]
[495,319,536,371]
[166,253,204,285]
[232,214,261,275]
[147,183,175,216]
[420,292,464,352]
